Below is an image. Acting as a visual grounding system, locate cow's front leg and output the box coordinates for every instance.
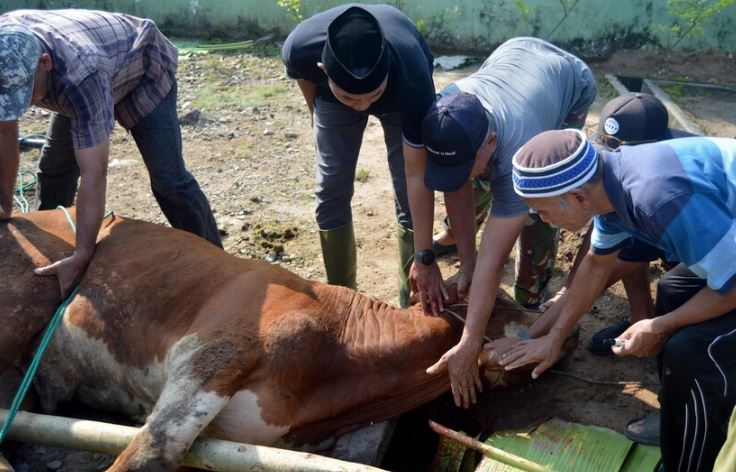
[108,383,230,471]
[108,335,242,471]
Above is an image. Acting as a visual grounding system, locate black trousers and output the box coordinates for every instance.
[656,264,736,472]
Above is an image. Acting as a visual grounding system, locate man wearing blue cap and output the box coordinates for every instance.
[501,129,736,472]
[0,10,221,297]
[281,4,435,305]
[418,38,596,408]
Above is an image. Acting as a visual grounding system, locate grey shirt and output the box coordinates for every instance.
[441,37,597,217]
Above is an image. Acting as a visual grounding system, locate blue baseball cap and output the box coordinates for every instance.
[421,92,489,192]
[0,22,40,121]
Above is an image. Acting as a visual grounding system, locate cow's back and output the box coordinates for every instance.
[0,211,78,370]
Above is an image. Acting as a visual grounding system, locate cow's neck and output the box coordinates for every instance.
[287,286,461,445]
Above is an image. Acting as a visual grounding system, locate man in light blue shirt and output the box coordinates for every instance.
[502,129,736,472]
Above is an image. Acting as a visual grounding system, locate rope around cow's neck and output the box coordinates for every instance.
[442,305,493,344]
[0,207,82,446]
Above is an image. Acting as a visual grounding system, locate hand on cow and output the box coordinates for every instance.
[479,336,520,370]
[612,318,669,358]
[410,261,448,315]
[455,264,473,301]
[498,334,565,379]
[426,338,483,408]
[34,252,91,299]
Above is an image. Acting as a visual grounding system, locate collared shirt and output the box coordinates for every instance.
[2,9,178,149]
[592,137,736,294]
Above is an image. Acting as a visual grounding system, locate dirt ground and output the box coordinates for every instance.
[5,46,736,471]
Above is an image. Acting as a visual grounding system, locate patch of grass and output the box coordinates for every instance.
[252,43,283,58]
[355,168,371,183]
[191,82,286,110]
[252,84,287,102]
[595,75,616,101]
[661,83,685,99]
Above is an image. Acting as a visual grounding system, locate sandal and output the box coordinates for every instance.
[624,412,660,446]
[432,239,457,257]
[589,321,631,356]
[537,288,566,313]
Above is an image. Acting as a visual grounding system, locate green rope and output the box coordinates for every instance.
[14,169,37,213]
[15,133,46,214]
[0,206,83,446]
[0,285,81,446]
[56,205,77,233]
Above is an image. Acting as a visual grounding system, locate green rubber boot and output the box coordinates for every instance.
[397,225,415,308]
[319,223,357,289]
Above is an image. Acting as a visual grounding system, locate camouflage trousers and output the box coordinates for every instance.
[441,112,585,307]
[443,180,559,308]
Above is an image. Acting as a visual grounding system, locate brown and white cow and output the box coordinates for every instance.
[0,209,555,471]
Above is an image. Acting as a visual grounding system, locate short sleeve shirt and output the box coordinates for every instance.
[440,37,597,218]
[281,4,435,147]
[592,137,736,294]
[2,9,178,149]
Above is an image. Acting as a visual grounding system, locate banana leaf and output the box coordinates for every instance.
[476,418,659,472]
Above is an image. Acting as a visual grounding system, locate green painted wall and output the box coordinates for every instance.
[2,0,735,54]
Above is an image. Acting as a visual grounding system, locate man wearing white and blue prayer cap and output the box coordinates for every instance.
[500,128,736,472]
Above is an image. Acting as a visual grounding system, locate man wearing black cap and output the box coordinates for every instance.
[501,129,736,472]
[419,38,596,408]
[281,4,435,305]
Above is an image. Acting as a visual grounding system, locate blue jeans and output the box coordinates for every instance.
[36,77,222,248]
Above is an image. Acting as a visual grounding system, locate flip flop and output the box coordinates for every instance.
[589,321,631,356]
[624,412,661,446]
[432,239,457,257]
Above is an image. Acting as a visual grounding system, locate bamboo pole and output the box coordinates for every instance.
[0,454,13,472]
[428,420,550,472]
[0,409,386,472]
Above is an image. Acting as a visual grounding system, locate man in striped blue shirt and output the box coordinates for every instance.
[0,10,221,297]
[502,129,736,472]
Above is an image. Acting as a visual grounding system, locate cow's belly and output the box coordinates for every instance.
[206,389,291,445]
[38,319,167,421]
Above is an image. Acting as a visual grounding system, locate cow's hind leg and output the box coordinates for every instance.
[108,335,242,471]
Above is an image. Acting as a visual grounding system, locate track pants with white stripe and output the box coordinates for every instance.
[656,264,736,472]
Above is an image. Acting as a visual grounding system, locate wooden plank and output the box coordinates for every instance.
[329,419,397,466]
[604,74,631,95]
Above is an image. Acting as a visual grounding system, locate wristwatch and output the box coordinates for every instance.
[414,249,436,265]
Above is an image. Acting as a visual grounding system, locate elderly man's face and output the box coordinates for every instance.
[524,193,591,231]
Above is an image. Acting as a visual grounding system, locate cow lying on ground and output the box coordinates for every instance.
[0,209,570,471]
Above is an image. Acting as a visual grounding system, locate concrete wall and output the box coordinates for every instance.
[2,0,735,55]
